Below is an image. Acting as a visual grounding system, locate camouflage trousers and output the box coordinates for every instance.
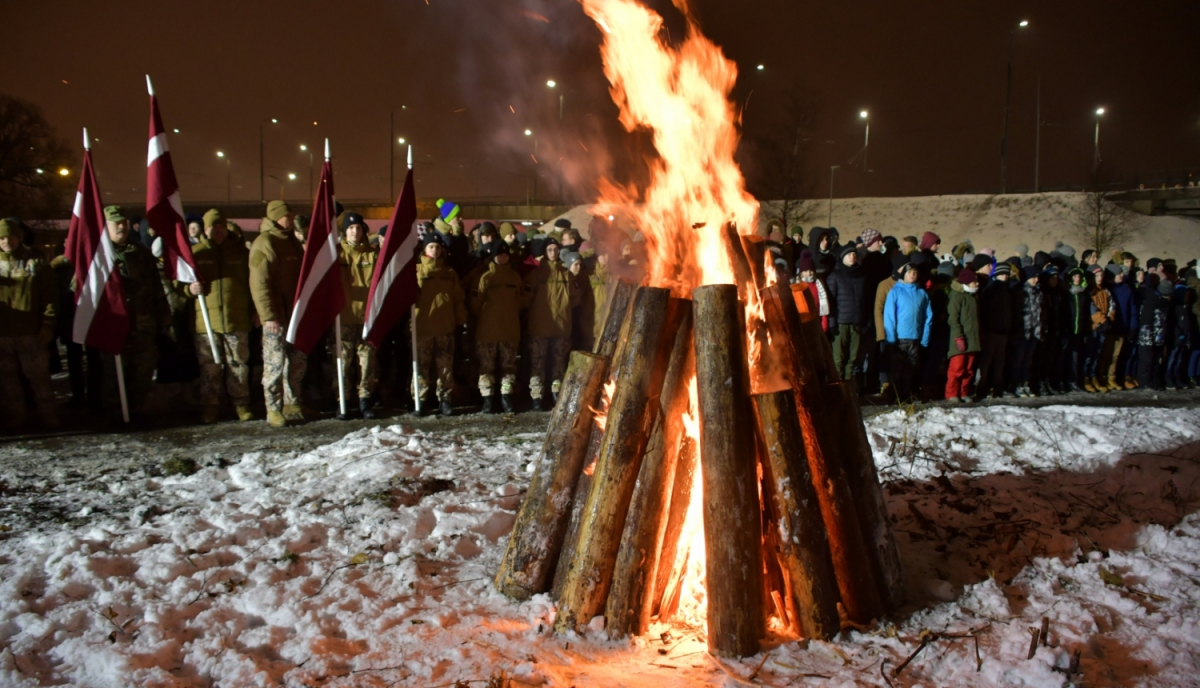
[195,331,251,407]
[529,337,570,400]
[0,335,56,425]
[102,329,158,417]
[476,341,518,397]
[262,330,307,412]
[335,324,377,399]
[416,333,455,402]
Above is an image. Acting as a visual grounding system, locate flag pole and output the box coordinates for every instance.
[114,354,131,423]
[407,145,421,414]
[327,139,348,418]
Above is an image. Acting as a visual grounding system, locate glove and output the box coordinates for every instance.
[955,337,966,353]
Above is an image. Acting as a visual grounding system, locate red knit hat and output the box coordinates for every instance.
[920,231,941,251]
[956,267,977,285]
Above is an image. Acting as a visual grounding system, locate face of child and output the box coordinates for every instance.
[346,224,366,246]
[903,267,919,284]
[424,242,442,259]
[842,251,857,267]
[569,260,582,275]
[545,244,560,262]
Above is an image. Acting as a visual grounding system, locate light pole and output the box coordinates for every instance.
[259,118,278,203]
[1093,107,1105,174]
[828,165,840,227]
[525,129,538,204]
[860,110,870,196]
[300,144,313,198]
[1034,73,1042,192]
[389,106,408,199]
[216,151,230,204]
[1001,19,1029,195]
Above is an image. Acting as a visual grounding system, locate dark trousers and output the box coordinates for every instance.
[832,324,864,381]
[1083,330,1106,380]
[63,337,103,405]
[1165,342,1187,387]
[1010,337,1038,386]
[1137,344,1163,389]
[1064,334,1085,387]
[888,339,921,401]
[1119,338,1138,382]
[976,332,1008,395]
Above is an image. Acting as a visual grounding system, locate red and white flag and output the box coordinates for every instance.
[286,139,345,354]
[363,147,420,348]
[67,128,129,355]
[145,75,199,284]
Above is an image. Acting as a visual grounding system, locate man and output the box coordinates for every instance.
[523,238,580,410]
[976,262,1014,398]
[189,209,254,424]
[858,228,890,393]
[249,200,307,427]
[100,206,170,421]
[471,241,522,413]
[826,245,868,383]
[0,218,58,430]
[1083,264,1115,393]
[415,234,467,416]
[336,212,380,419]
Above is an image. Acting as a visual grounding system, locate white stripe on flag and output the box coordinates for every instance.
[167,190,184,220]
[72,191,83,218]
[73,230,117,345]
[362,227,420,339]
[174,255,198,284]
[286,230,340,344]
[147,133,169,167]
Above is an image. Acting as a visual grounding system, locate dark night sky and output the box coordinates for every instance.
[4,0,1198,208]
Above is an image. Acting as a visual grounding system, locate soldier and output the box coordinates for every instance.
[100,206,170,421]
[335,212,379,419]
[470,241,522,413]
[415,235,467,416]
[589,248,612,345]
[523,238,580,410]
[249,200,307,427]
[188,209,254,424]
[0,218,58,430]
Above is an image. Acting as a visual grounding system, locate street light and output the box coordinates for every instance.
[546,80,557,88]
[1001,19,1030,194]
[58,168,69,176]
[756,64,765,71]
[860,110,870,171]
[260,118,279,202]
[525,129,539,204]
[1094,107,1106,172]
[300,144,313,198]
[397,137,406,145]
[216,151,230,203]
[287,173,297,180]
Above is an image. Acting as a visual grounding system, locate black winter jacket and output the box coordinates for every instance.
[978,278,1014,335]
[826,263,869,328]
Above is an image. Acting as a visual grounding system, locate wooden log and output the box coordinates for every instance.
[752,390,842,640]
[606,308,694,637]
[740,235,768,289]
[495,351,609,600]
[722,223,755,300]
[593,278,636,358]
[692,284,765,658]
[651,411,698,620]
[826,381,904,611]
[554,288,684,635]
[788,283,837,385]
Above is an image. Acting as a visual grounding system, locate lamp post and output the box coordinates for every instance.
[1093,107,1105,173]
[525,129,538,204]
[860,110,870,171]
[1001,19,1029,195]
[259,118,278,203]
[828,165,840,227]
[216,151,230,203]
[300,144,313,198]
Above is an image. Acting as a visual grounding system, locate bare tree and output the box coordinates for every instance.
[740,83,820,231]
[1070,190,1144,259]
[0,95,76,220]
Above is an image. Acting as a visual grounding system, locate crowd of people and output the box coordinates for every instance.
[1,202,1197,434]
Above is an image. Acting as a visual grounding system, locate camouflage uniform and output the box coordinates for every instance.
[476,341,517,397]
[104,240,169,417]
[416,333,455,402]
[190,222,254,409]
[415,254,467,404]
[337,323,377,399]
[470,257,522,399]
[249,216,306,414]
[336,238,378,400]
[0,226,57,427]
[528,337,572,398]
[262,330,307,409]
[523,257,580,400]
[196,331,251,407]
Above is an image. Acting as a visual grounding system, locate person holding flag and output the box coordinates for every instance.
[250,201,307,427]
[188,209,255,424]
[415,235,468,416]
[335,212,379,419]
[0,218,59,430]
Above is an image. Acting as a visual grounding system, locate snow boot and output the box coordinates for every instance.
[1082,378,1097,393]
[1068,381,1084,393]
[360,397,376,420]
[282,404,305,422]
[1123,378,1138,390]
[201,404,219,424]
[440,399,454,417]
[501,394,514,414]
[531,396,544,412]
[267,410,287,428]
[235,405,255,422]
[480,396,495,415]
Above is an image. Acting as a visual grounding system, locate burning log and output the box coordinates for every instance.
[605,309,695,637]
[740,235,768,289]
[825,381,904,611]
[494,351,610,600]
[593,278,637,358]
[651,405,698,621]
[692,284,765,658]
[753,390,841,640]
[554,288,685,635]
[788,284,837,385]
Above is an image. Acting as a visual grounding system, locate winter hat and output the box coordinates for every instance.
[1157,279,1174,296]
[553,218,572,230]
[1055,242,1076,258]
[938,252,956,265]
[937,261,956,276]
[993,263,1012,277]
[266,200,291,222]
[1034,250,1050,267]
[1087,264,1104,275]
[104,205,127,223]
[890,252,910,273]
[1041,265,1060,277]
[839,245,858,261]
[1146,258,1162,270]
[435,199,460,223]
[498,222,516,239]
[202,208,225,229]
[978,247,995,258]
[0,218,20,239]
[488,241,510,259]
[860,227,882,248]
[969,254,993,272]
[1105,263,1123,277]
[956,268,978,285]
[341,212,366,231]
[1015,243,1029,257]
[185,212,203,228]
[919,231,941,250]
[882,236,899,253]
[1022,265,1040,280]
[477,221,498,237]
[561,251,582,269]
[797,250,816,273]
[543,237,561,250]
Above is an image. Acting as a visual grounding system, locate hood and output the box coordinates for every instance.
[808,226,831,252]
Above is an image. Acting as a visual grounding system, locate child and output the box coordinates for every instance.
[945,268,981,402]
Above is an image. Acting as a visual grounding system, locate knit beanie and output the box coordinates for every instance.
[860,227,882,248]
[1015,243,1029,257]
[937,261,956,276]
[561,251,581,269]
[266,200,291,222]
[342,212,366,231]
[185,212,203,228]
[202,208,225,229]
[1022,265,1040,280]
[839,245,857,261]
[797,249,816,273]
[993,263,1012,277]
[554,218,572,230]
[0,218,22,240]
[970,254,993,272]
[435,199,460,223]
[1034,250,1050,267]
[956,268,978,285]
[919,231,941,250]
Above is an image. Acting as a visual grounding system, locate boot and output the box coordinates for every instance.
[480,396,495,415]
[1082,378,1098,393]
[360,397,376,420]
[1039,381,1055,396]
[1068,381,1084,393]
[282,404,305,422]
[235,405,255,421]
[500,394,514,414]
[1123,378,1138,390]
[1093,377,1108,393]
[201,404,219,424]
[1105,376,1121,391]
[416,398,435,416]
[267,410,287,428]
[531,396,544,412]
[440,399,454,417]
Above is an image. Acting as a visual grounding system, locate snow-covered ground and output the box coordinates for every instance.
[1,404,1198,687]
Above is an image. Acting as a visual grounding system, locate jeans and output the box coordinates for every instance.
[1010,337,1039,386]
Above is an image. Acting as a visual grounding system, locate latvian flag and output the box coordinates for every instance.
[66,129,129,355]
[145,75,200,284]
[362,147,420,348]
[286,140,345,354]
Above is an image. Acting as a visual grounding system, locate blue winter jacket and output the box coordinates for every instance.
[1110,282,1136,334]
[884,281,933,347]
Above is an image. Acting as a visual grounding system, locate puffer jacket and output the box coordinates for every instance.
[338,238,378,326]
[190,233,253,334]
[1015,280,1044,341]
[883,281,932,346]
[978,278,1014,335]
[471,260,522,344]
[415,255,467,339]
[1137,283,1168,347]
[1110,282,1136,334]
[1066,282,1092,336]
[523,258,581,339]
[946,281,981,358]
[249,218,305,324]
[826,262,868,328]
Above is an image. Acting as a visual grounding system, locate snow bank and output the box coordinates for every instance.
[0,407,1197,686]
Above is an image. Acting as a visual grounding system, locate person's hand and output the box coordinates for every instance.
[955,337,966,353]
[37,325,54,348]
[188,282,207,296]
[265,320,282,335]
